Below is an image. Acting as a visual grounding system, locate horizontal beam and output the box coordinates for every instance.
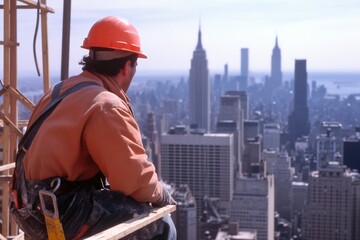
[0,0,55,13]
[0,163,15,172]
[85,205,176,240]
[0,175,12,182]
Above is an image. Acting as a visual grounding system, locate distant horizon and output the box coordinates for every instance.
[16,68,360,80]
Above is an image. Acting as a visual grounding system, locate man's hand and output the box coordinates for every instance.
[153,188,177,208]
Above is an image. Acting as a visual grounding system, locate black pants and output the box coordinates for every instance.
[12,186,176,240]
[81,189,176,240]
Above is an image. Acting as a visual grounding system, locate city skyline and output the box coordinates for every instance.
[0,0,359,80]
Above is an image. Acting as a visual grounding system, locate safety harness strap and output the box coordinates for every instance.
[18,81,100,152]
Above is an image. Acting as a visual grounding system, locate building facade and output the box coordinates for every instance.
[230,175,275,240]
[273,151,294,221]
[303,163,360,240]
[263,123,281,152]
[161,127,234,237]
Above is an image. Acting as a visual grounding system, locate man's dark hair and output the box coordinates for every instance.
[80,48,138,77]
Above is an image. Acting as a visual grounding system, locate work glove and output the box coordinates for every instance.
[153,188,177,208]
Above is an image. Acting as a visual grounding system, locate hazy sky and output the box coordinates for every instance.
[1,0,360,79]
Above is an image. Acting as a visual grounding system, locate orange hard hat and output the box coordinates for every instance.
[82,16,147,58]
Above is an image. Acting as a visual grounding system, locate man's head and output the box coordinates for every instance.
[80,16,146,91]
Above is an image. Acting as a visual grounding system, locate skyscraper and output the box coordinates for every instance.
[273,150,293,221]
[189,24,210,131]
[161,126,234,237]
[271,36,282,89]
[172,184,197,240]
[240,48,249,90]
[288,59,310,148]
[303,163,360,240]
[226,91,249,120]
[230,175,275,240]
[216,94,243,176]
[316,129,337,169]
[263,123,281,152]
[143,112,161,175]
[241,48,249,78]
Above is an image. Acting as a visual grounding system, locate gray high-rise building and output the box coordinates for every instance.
[226,91,249,120]
[316,129,337,169]
[240,48,249,90]
[230,175,275,240]
[263,123,281,152]
[262,149,277,175]
[172,184,197,240]
[189,25,210,131]
[241,48,249,77]
[244,120,259,141]
[271,36,282,89]
[216,95,243,176]
[161,126,234,237]
[273,150,293,221]
[288,60,310,148]
[303,163,360,240]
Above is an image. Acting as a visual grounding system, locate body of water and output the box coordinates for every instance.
[17,71,360,99]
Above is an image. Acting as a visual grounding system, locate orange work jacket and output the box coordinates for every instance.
[23,71,163,203]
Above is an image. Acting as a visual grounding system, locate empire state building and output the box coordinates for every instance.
[271,36,282,89]
[189,25,210,132]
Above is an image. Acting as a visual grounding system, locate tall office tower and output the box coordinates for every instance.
[212,74,222,126]
[263,123,281,152]
[143,112,161,176]
[303,163,360,240]
[288,60,310,148]
[244,120,259,141]
[161,99,181,129]
[240,48,249,90]
[292,181,308,237]
[319,121,344,155]
[161,126,234,237]
[270,36,282,90]
[316,129,337,169]
[216,95,243,176]
[223,63,229,83]
[216,225,257,240]
[172,185,197,240]
[273,151,293,221]
[226,90,249,120]
[230,175,275,240]
[189,24,210,131]
[243,138,261,176]
[343,127,360,171]
[262,149,277,175]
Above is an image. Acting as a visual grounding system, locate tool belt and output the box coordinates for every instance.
[10,172,103,240]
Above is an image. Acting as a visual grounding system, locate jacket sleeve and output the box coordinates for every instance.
[83,99,162,203]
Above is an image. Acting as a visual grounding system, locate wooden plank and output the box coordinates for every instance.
[85,205,176,240]
[5,85,35,112]
[16,0,54,13]
[0,112,23,137]
[0,233,8,240]
[0,163,15,172]
[10,232,24,240]
[0,175,12,182]
[2,0,12,235]
[41,0,50,91]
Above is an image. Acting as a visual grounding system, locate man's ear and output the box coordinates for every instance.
[123,60,132,76]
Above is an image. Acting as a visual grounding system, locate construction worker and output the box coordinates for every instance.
[10,16,176,239]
